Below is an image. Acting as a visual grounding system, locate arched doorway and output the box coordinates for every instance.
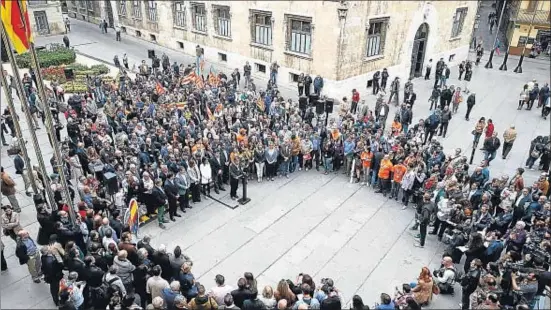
[410,23,429,79]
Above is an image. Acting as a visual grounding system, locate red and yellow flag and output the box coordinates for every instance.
[1,0,33,54]
[155,81,165,94]
[181,72,197,84]
[206,106,214,120]
[195,75,204,89]
[257,98,265,112]
[214,103,223,113]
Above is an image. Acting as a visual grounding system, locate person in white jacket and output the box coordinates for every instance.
[199,157,212,196]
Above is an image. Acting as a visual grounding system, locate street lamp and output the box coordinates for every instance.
[485,0,508,69]
[514,8,538,73]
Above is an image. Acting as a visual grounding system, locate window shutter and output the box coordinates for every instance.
[213,6,219,33]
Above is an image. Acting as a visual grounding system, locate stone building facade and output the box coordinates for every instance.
[28,0,65,36]
[505,0,550,56]
[73,0,478,98]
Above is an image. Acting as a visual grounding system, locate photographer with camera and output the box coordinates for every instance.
[511,272,538,308]
[433,256,457,295]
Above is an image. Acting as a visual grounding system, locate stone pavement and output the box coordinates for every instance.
[1,20,550,309]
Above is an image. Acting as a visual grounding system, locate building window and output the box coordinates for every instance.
[289,73,299,83]
[150,34,156,41]
[177,41,184,49]
[451,7,468,38]
[77,0,85,9]
[33,10,50,34]
[191,3,207,33]
[131,0,142,19]
[118,0,127,16]
[517,36,534,47]
[28,0,48,6]
[86,0,93,11]
[286,16,312,55]
[251,11,272,46]
[146,0,157,22]
[136,30,141,37]
[366,18,389,57]
[174,1,186,28]
[255,63,266,73]
[218,52,227,62]
[213,5,231,37]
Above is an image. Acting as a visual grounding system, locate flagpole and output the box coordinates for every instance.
[0,68,39,194]
[0,24,56,209]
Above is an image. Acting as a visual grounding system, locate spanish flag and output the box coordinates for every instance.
[1,0,33,54]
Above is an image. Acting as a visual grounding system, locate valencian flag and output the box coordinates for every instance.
[1,0,33,54]
[181,72,197,84]
[257,97,265,112]
[155,81,165,94]
[124,198,140,235]
[195,75,204,89]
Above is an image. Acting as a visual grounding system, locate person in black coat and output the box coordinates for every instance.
[41,247,64,306]
[164,173,181,221]
[405,92,417,106]
[64,246,86,280]
[209,153,225,194]
[463,233,486,274]
[109,210,124,239]
[151,245,172,282]
[137,235,155,258]
[231,278,254,308]
[36,206,56,245]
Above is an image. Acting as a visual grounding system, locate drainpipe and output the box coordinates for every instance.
[336,2,349,83]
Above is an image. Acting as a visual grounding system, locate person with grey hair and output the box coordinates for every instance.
[148,296,165,310]
[105,264,127,297]
[173,295,187,309]
[137,235,155,258]
[114,250,136,292]
[162,281,183,310]
[14,230,42,283]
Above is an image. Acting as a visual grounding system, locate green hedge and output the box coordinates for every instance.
[15,46,76,68]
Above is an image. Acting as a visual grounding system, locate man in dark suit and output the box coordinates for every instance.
[152,179,168,229]
[209,152,225,194]
[405,91,417,106]
[13,149,32,196]
[164,173,180,222]
[219,146,230,184]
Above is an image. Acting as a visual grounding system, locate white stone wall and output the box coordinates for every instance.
[28,1,65,36]
[114,0,478,98]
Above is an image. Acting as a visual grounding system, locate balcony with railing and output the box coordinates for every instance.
[515,8,551,25]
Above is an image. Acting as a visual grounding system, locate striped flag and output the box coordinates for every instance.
[181,72,197,84]
[214,103,223,113]
[125,199,140,234]
[1,0,33,54]
[208,72,218,86]
[155,81,165,94]
[257,98,265,112]
[195,75,204,89]
[206,105,214,120]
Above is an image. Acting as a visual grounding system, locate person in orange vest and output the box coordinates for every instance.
[360,146,374,185]
[375,154,393,196]
[390,160,407,200]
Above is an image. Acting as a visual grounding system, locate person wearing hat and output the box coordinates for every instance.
[1,167,21,212]
[2,204,22,241]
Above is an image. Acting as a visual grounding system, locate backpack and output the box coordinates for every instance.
[92,275,121,303]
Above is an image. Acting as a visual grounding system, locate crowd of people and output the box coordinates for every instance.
[1,45,551,310]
